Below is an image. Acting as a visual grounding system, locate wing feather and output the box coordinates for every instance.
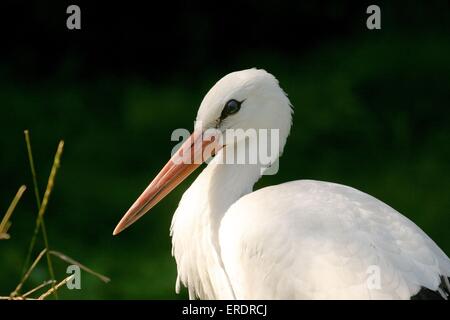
[219,180,450,299]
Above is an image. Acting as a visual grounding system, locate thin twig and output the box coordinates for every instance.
[0,185,27,238]
[11,249,47,297]
[0,296,38,300]
[22,280,56,298]
[38,275,74,300]
[49,250,111,283]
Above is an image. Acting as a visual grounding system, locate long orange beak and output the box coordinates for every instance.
[113,129,220,235]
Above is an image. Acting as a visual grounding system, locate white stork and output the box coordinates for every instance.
[113,69,450,299]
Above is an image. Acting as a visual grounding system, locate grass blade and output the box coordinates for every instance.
[0,185,26,239]
[49,250,111,283]
[22,131,64,299]
[24,130,41,209]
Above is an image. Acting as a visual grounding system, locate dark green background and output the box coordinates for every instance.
[1,1,449,299]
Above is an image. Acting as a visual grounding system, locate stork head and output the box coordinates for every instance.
[195,68,292,148]
[113,68,293,235]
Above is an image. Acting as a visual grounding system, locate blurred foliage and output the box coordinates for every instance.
[0,2,449,299]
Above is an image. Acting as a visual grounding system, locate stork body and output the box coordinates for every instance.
[114,69,450,299]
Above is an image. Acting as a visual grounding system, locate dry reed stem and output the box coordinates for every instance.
[11,248,47,297]
[38,275,75,300]
[0,185,27,239]
[22,280,56,298]
[49,250,110,283]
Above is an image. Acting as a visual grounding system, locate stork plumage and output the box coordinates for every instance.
[113,69,450,299]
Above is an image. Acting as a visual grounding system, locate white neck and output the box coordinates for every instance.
[170,143,264,299]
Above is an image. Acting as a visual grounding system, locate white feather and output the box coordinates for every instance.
[220,180,450,299]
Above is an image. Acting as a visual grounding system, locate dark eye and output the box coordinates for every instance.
[220,99,242,120]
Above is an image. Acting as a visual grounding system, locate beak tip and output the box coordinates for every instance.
[112,225,122,236]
